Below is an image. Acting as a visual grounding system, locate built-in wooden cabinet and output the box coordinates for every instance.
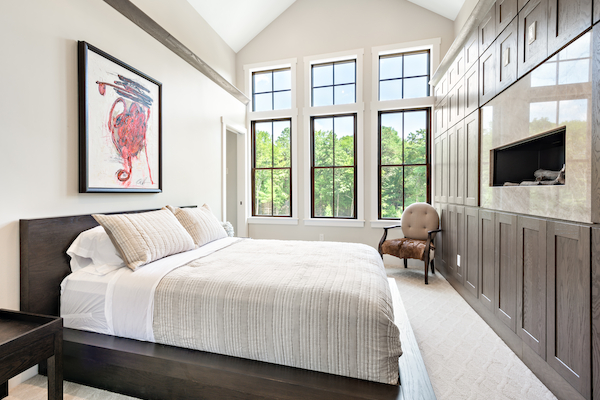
[446,205,457,276]
[448,48,465,90]
[464,29,479,71]
[518,0,530,11]
[464,207,479,297]
[464,64,479,117]
[496,0,518,34]
[479,44,497,105]
[434,76,447,105]
[464,111,479,207]
[518,0,548,78]
[547,0,592,56]
[494,212,517,332]
[496,17,518,93]
[434,96,447,138]
[479,210,495,311]
[433,130,448,203]
[448,78,465,128]
[479,4,497,53]
[547,221,591,400]
[592,226,600,400]
[448,121,465,205]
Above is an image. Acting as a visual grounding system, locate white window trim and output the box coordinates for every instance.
[369,39,440,228]
[244,58,298,226]
[303,49,365,227]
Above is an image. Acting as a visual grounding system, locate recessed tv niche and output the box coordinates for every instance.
[491,127,566,187]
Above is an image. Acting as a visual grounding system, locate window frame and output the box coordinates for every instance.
[310,113,358,219]
[251,67,292,112]
[378,49,431,101]
[377,108,431,220]
[311,60,357,107]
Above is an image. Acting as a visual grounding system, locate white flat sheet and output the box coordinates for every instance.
[60,237,241,339]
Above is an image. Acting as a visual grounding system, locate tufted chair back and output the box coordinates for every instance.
[401,202,439,241]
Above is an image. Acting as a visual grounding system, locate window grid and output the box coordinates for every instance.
[378,109,430,220]
[378,50,430,101]
[311,114,357,219]
[252,68,291,112]
[311,60,357,106]
[251,119,292,217]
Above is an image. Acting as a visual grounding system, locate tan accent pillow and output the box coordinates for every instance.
[93,209,195,270]
[165,204,227,247]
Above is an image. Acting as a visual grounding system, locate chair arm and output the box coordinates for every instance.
[378,224,402,257]
[425,228,442,250]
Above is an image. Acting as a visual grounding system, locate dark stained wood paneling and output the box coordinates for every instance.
[517,216,547,359]
[479,210,495,311]
[465,111,480,207]
[547,0,592,57]
[591,226,600,400]
[448,125,457,204]
[518,0,548,78]
[496,0,518,34]
[496,17,518,93]
[455,206,466,284]
[464,29,479,72]
[456,121,466,205]
[479,4,497,53]
[519,0,530,10]
[464,64,479,117]
[547,221,591,399]
[592,24,600,223]
[465,207,479,297]
[494,212,517,332]
[479,44,497,106]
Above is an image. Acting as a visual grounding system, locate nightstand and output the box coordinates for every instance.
[0,309,62,400]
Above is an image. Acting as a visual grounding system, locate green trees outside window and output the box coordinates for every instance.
[311,115,356,218]
[379,109,429,219]
[252,119,291,216]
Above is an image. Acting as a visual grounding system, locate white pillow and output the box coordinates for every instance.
[67,226,125,272]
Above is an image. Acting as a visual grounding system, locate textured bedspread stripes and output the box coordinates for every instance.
[153,239,402,384]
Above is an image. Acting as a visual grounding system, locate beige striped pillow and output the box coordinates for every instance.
[165,204,227,247]
[93,210,195,270]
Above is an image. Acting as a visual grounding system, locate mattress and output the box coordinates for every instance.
[61,237,402,384]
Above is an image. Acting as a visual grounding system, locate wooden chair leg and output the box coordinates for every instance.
[424,259,428,284]
[403,259,408,268]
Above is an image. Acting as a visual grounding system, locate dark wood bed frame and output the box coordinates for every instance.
[19,209,436,400]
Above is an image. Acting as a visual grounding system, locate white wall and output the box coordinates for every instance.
[454,0,479,37]
[0,0,245,384]
[236,0,454,249]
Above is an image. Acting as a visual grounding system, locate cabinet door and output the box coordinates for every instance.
[518,0,548,78]
[448,78,465,128]
[547,222,591,399]
[447,205,457,276]
[592,226,600,400]
[496,17,518,93]
[464,111,479,207]
[479,4,497,53]
[496,0,518,34]
[435,203,445,270]
[548,0,592,57]
[479,44,497,106]
[464,29,479,72]
[479,210,495,311]
[464,207,479,298]
[449,48,465,90]
[455,205,465,284]
[434,134,443,203]
[464,64,479,117]
[434,77,447,106]
[440,203,449,271]
[441,131,449,203]
[434,97,448,138]
[517,216,547,359]
[494,212,518,332]
[448,125,457,204]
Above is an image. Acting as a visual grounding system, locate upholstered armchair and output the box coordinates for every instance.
[378,202,441,284]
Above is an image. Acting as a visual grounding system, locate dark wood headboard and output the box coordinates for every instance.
[20,207,195,316]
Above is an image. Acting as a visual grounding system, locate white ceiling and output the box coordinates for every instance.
[407,0,467,21]
[187,0,297,53]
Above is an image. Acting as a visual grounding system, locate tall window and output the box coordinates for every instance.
[379,50,430,101]
[252,68,292,112]
[312,60,356,106]
[379,109,429,219]
[311,114,357,218]
[252,119,292,216]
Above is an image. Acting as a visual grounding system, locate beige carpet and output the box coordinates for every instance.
[8,266,557,400]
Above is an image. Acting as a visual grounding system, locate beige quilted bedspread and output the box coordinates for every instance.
[152,239,402,384]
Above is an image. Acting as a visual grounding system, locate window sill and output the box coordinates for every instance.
[303,219,365,228]
[370,220,401,229]
[247,217,298,225]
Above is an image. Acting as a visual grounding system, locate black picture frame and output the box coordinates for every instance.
[78,41,162,193]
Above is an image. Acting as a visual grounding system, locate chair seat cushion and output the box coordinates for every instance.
[381,238,434,261]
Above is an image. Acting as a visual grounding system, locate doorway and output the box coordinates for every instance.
[226,129,238,234]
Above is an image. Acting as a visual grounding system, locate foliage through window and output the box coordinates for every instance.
[311,115,356,218]
[252,68,292,112]
[379,109,429,219]
[311,60,356,107]
[252,119,292,216]
[379,50,430,101]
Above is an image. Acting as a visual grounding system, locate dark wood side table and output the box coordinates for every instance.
[0,309,62,400]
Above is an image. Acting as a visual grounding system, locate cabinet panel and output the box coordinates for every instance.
[518,0,548,78]
[439,203,448,271]
[464,29,479,71]
[465,207,479,297]
[434,76,447,106]
[479,4,497,53]
[434,134,443,203]
[434,97,447,138]
[450,48,465,90]
[519,0,530,10]
[448,122,466,205]
[494,212,517,332]
[448,78,465,128]
[464,64,479,117]
[517,216,547,359]
[592,227,600,400]
[479,44,497,106]
[465,111,479,207]
[496,17,518,93]
[441,131,449,203]
[447,205,457,276]
[496,0,518,34]
[455,206,465,283]
[548,0,592,57]
[479,210,495,311]
[547,222,591,399]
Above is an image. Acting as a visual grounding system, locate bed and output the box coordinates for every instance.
[19,207,436,400]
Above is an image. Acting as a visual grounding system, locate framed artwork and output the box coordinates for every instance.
[78,41,162,193]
